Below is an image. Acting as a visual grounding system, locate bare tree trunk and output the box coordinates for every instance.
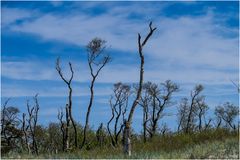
[151,120,158,137]
[123,121,131,156]
[143,105,148,142]
[123,22,156,156]
[114,105,122,144]
[198,110,202,131]
[22,113,31,154]
[68,85,78,148]
[58,109,66,151]
[107,104,116,147]
[81,38,110,148]
[27,94,39,155]
[33,96,39,155]
[185,85,203,133]
[82,77,95,148]
[56,58,78,148]
[65,105,70,150]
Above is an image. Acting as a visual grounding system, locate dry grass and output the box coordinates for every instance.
[3,129,239,159]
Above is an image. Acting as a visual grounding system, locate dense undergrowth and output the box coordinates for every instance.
[3,129,239,159]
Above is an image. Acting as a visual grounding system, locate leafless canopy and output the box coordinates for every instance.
[56,57,77,149]
[107,82,131,146]
[127,21,157,125]
[214,102,239,130]
[81,38,111,148]
[138,80,178,138]
[26,94,40,155]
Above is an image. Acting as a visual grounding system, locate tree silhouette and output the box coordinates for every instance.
[56,58,78,149]
[81,38,111,148]
[123,22,157,156]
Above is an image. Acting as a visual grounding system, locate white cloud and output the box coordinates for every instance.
[7,6,238,71]
[1,61,57,81]
[1,4,238,97]
[1,8,34,26]
[2,59,237,85]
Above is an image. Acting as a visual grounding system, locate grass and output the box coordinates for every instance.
[4,138,239,159]
[2,129,239,159]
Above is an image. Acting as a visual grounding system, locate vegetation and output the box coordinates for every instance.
[1,22,239,159]
[2,129,239,159]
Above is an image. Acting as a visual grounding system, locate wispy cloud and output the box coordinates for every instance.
[1,80,113,97]
[1,2,238,98]
[5,5,237,70]
[1,7,37,26]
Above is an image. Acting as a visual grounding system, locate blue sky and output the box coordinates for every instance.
[1,1,239,132]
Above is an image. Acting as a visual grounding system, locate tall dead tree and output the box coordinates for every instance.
[107,82,130,147]
[56,58,78,148]
[26,94,40,155]
[81,38,111,148]
[185,84,204,133]
[123,22,156,156]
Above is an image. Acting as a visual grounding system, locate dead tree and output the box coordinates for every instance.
[81,38,111,148]
[122,120,131,156]
[26,94,40,155]
[56,58,77,148]
[194,97,208,131]
[123,22,156,156]
[177,98,189,133]
[185,84,204,134]
[214,102,239,130]
[138,82,152,142]
[138,81,178,138]
[57,108,66,151]
[65,105,70,150]
[107,82,130,147]
[1,98,11,138]
[22,113,31,154]
[148,80,178,137]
